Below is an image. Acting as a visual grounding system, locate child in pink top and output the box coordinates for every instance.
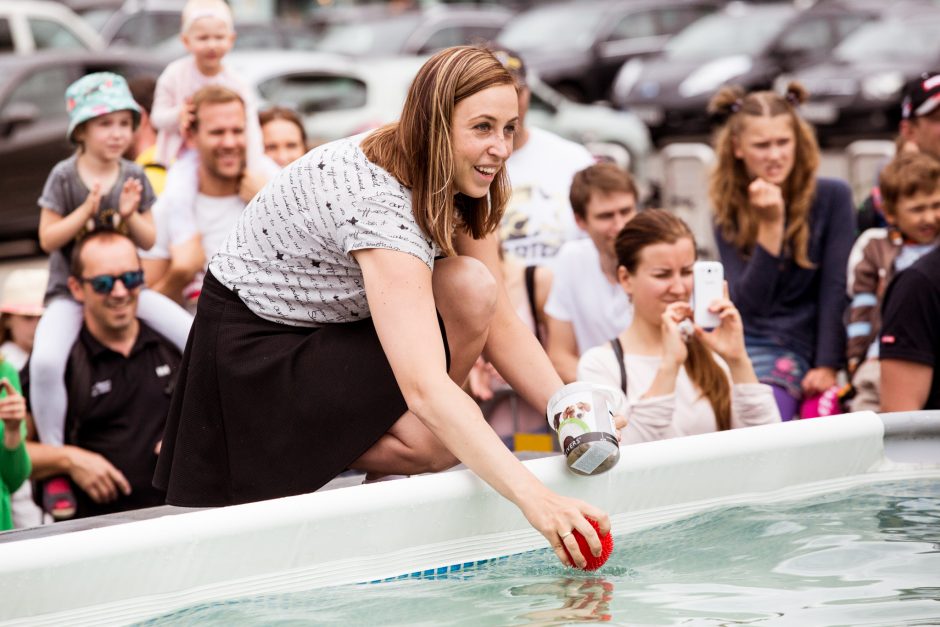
[152,0,269,245]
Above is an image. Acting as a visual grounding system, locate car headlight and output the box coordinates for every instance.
[612,58,644,101]
[678,55,752,98]
[861,71,904,101]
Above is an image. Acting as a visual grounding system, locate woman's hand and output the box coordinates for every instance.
[118,178,143,219]
[519,488,611,569]
[0,379,25,450]
[612,413,627,442]
[695,283,748,364]
[748,178,785,224]
[802,367,837,396]
[661,302,690,367]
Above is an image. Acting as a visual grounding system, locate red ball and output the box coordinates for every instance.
[563,518,614,571]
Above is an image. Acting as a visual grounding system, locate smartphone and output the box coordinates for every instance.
[692,261,724,330]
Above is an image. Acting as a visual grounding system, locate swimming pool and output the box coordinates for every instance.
[142,476,940,625]
[0,410,937,625]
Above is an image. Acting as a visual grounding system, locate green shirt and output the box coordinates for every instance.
[0,360,30,531]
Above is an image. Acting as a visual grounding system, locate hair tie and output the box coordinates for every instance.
[729,99,743,114]
[785,91,800,107]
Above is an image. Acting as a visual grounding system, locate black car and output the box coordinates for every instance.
[0,50,163,243]
[785,7,940,142]
[496,0,720,104]
[611,1,877,143]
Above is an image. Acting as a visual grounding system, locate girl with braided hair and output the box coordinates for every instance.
[708,83,855,420]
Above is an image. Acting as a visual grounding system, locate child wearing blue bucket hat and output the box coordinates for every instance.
[30,72,193,519]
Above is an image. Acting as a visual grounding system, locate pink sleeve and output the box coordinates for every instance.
[730,383,781,428]
[621,395,679,444]
[151,61,185,133]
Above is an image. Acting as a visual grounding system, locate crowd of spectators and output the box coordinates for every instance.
[0,0,937,534]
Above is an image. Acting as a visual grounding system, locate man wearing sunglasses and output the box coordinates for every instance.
[24,232,183,518]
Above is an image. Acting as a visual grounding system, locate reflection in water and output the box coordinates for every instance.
[510,578,613,625]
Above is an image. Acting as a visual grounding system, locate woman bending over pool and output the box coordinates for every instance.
[155,46,621,568]
[578,210,780,442]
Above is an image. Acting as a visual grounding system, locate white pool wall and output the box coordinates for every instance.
[0,411,896,625]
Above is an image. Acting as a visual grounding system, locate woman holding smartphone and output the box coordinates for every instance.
[578,210,780,444]
[708,84,855,420]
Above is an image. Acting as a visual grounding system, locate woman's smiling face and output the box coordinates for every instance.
[450,84,518,198]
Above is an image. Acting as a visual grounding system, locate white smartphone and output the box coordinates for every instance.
[692,261,724,330]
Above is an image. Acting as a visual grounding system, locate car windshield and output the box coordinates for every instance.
[498,4,605,52]
[665,7,794,60]
[834,17,940,63]
[316,15,421,56]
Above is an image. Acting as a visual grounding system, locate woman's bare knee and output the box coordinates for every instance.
[433,256,497,335]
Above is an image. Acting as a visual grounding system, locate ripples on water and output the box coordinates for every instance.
[142,479,940,626]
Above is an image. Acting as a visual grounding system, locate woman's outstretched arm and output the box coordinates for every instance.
[354,246,609,568]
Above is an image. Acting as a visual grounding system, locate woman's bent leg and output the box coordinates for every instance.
[352,256,498,475]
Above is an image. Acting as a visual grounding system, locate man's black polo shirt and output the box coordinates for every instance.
[25,321,181,518]
[880,245,940,409]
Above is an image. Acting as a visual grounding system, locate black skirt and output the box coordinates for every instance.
[154,270,449,506]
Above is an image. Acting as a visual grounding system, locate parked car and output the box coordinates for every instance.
[61,0,122,32]
[611,1,878,142]
[496,0,721,104]
[781,6,940,142]
[314,4,512,57]
[225,50,651,172]
[0,0,104,55]
[154,19,320,58]
[100,0,319,56]
[98,0,183,49]
[0,50,163,243]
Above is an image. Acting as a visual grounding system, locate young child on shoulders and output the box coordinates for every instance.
[577,210,781,443]
[151,0,274,283]
[31,72,192,462]
[846,151,940,411]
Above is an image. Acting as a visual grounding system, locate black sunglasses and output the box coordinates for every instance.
[80,270,145,294]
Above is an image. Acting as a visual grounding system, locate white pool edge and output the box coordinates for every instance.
[0,411,934,625]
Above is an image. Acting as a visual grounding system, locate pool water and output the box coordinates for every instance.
[141,479,940,626]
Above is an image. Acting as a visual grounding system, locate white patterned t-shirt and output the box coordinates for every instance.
[209,135,440,327]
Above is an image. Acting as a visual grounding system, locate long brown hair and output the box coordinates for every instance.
[361,46,515,257]
[615,210,732,431]
[708,83,818,269]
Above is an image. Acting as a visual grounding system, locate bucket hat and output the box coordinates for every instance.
[65,72,141,142]
[0,268,48,316]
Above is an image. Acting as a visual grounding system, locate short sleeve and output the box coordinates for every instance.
[880,266,940,366]
[38,162,69,215]
[132,164,157,213]
[331,159,435,270]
